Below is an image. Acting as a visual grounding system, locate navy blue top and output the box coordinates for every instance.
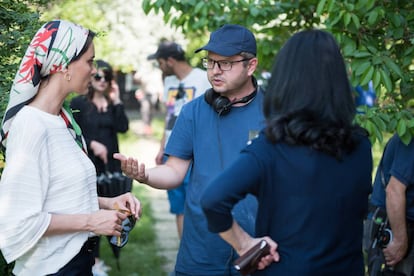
[370,134,414,221]
[201,131,372,275]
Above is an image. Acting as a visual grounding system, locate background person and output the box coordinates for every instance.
[0,20,141,276]
[147,41,211,239]
[115,24,264,275]
[367,133,414,275]
[70,59,129,275]
[133,71,160,137]
[201,29,372,275]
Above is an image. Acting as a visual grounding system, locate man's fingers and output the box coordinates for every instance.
[113,153,125,161]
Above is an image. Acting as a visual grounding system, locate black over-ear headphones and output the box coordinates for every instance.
[204,77,258,116]
[204,89,257,116]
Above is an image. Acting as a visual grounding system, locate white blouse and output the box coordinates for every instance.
[0,106,98,275]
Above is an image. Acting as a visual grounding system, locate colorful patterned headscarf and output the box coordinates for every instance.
[0,20,91,150]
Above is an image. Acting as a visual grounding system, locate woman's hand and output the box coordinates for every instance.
[238,236,280,271]
[113,153,149,184]
[87,209,127,236]
[255,237,279,270]
[100,192,142,220]
[90,140,108,164]
[109,80,122,105]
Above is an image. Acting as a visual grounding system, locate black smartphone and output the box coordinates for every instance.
[233,240,270,275]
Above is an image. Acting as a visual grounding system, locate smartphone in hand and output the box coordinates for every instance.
[233,240,270,275]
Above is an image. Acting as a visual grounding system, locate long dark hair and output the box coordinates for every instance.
[263,29,368,159]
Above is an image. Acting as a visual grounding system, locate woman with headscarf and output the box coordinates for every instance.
[0,20,141,275]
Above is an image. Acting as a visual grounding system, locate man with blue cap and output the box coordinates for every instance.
[115,24,265,275]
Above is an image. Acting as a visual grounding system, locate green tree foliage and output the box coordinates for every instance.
[0,0,45,123]
[39,0,186,73]
[142,0,414,145]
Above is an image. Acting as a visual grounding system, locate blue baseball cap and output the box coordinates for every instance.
[195,24,256,56]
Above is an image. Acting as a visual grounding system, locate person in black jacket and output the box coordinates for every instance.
[70,59,129,275]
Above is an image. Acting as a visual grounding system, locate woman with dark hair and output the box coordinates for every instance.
[0,20,141,275]
[71,60,128,174]
[70,59,129,274]
[201,29,372,275]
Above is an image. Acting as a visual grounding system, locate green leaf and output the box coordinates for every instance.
[372,116,387,131]
[142,0,151,14]
[383,56,403,77]
[380,68,393,92]
[367,45,378,54]
[367,10,378,25]
[394,28,404,39]
[353,51,371,58]
[372,69,381,88]
[400,131,412,145]
[330,10,344,25]
[351,14,360,29]
[365,0,376,10]
[316,0,327,15]
[361,66,374,86]
[354,61,372,76]
[397,119,407,137]
[373,123,383,143]
[344,13,351,26]
[390,13,402,27]
[194,2,204,13]
[342,40,356,56]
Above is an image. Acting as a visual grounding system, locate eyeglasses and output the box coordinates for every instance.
[93,73,110,82]
[202,58,251,71]
[110,215,136,248]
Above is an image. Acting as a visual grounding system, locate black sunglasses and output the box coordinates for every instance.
[93,73,111,82]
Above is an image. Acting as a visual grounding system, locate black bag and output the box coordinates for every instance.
[97,171,133,197]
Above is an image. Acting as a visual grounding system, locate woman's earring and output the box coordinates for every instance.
[64,73,72,81]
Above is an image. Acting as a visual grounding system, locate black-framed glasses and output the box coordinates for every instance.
[93,73,111,82]
[202,58,251,71]
[110,215,136,248]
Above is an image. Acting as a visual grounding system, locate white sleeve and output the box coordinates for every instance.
[0,116,51,263]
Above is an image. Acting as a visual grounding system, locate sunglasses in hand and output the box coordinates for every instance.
[110,214,136,248]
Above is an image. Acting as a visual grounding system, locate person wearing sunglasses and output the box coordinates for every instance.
[70,59,129,275]
[0,20,141,276]
[115,24,264,276]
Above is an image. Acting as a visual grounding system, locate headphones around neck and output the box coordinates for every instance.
[204,88,257,116]
[205,77,258,116]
